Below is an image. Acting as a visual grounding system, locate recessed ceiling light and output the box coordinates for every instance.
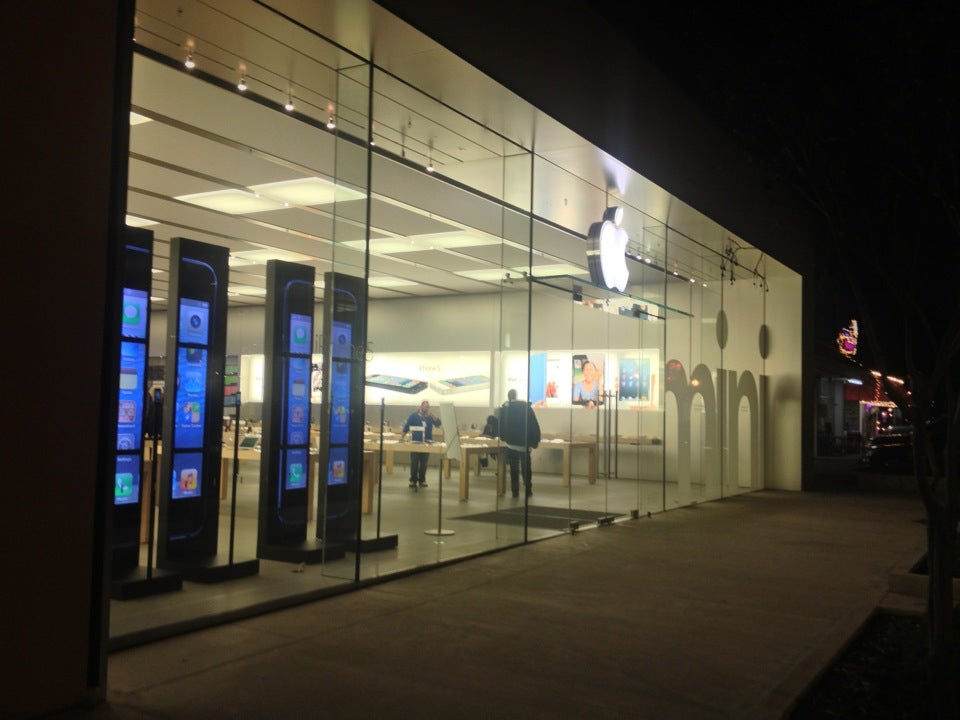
[125,214,157,227]
[343,231,498,254]
[248,177,364,206]
[176,189,286,214]
[367,277,418,288]
[227,285,267,296]
[231,248,314,265]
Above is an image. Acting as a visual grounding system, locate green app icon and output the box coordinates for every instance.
[122,302,140,324]
[115,472,133,498]
[288,463,304,486]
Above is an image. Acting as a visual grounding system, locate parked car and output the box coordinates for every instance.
[863,426,914,474]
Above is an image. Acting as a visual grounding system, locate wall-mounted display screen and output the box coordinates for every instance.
[114,452,141,506]
[117,341,146,451]
[171,451,203,499]
[174,346,207,448]
[178,297,210,345]
[120,287,149,340]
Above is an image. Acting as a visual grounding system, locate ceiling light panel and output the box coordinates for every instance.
[342,230,499,255]
[231,248,315,265]
[125,214,158,227]
[176,189,287,214]
[367,276,419,288]
[248,177,365,206]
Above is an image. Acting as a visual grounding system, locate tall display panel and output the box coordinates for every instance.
[317,272,378,551]
[110,227,182,599]
[157,237,258,582]
[257,261,343,563]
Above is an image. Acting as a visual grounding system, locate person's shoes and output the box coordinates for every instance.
[419,482,428,488]
[409,481,417,488]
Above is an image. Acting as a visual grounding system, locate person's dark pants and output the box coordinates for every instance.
[410,451,430,485]
[505,447,532,496]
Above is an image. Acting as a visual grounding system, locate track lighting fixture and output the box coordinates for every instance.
[426,158,434,172]
[284,94,294,112]
[184,52,195,70]
[326,114,336,130]
[237,75,247,92]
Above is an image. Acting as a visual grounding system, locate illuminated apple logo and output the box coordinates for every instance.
[587,206,629,292]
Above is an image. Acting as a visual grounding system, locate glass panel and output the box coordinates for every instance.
[361,68,533,579]
[115,0,369,639]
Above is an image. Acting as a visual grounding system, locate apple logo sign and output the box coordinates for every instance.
[586,206,629,292]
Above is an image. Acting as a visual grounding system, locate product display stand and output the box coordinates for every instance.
[111,395,182,600]
[352,399,398,553]
[167,392,260,583]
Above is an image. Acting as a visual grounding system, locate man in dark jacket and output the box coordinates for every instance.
[497,389,541,498]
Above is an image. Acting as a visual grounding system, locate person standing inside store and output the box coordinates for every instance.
[402,400,441,488]
[479,413,499,468]
[497,389,541,498]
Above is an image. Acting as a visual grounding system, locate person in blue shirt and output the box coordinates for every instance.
[402,400,441,488]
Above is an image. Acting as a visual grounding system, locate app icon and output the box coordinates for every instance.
[180,468,198,491]
[189,313,202,329]
[122,302,140,324]
[331,459,345,479]
[288,463,304,486]
[115,472,133,498]
[118,400,137,423]
[117,433,135,450]
[119,367,139,390]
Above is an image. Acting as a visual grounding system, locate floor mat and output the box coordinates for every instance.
[453,505,618,531]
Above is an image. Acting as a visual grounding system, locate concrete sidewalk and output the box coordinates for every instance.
[64,490,927,719]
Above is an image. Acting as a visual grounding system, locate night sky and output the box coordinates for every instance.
[588,1,960,379]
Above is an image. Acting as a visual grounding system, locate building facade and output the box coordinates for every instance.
[3,2,816,717]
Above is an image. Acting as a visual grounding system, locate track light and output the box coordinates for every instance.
[284,94,294,112]
[326,114,336,130]
[426,159,434,172]
[184,52,195,70]
[237,75,247,92]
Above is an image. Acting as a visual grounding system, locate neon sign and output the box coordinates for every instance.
[837,319,858,357]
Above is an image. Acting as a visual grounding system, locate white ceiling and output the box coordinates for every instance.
[129,0,738,309]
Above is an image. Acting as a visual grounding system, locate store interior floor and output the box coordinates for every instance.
[110,455,699,647]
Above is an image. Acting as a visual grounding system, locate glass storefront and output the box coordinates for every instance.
[112,0,798,645]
